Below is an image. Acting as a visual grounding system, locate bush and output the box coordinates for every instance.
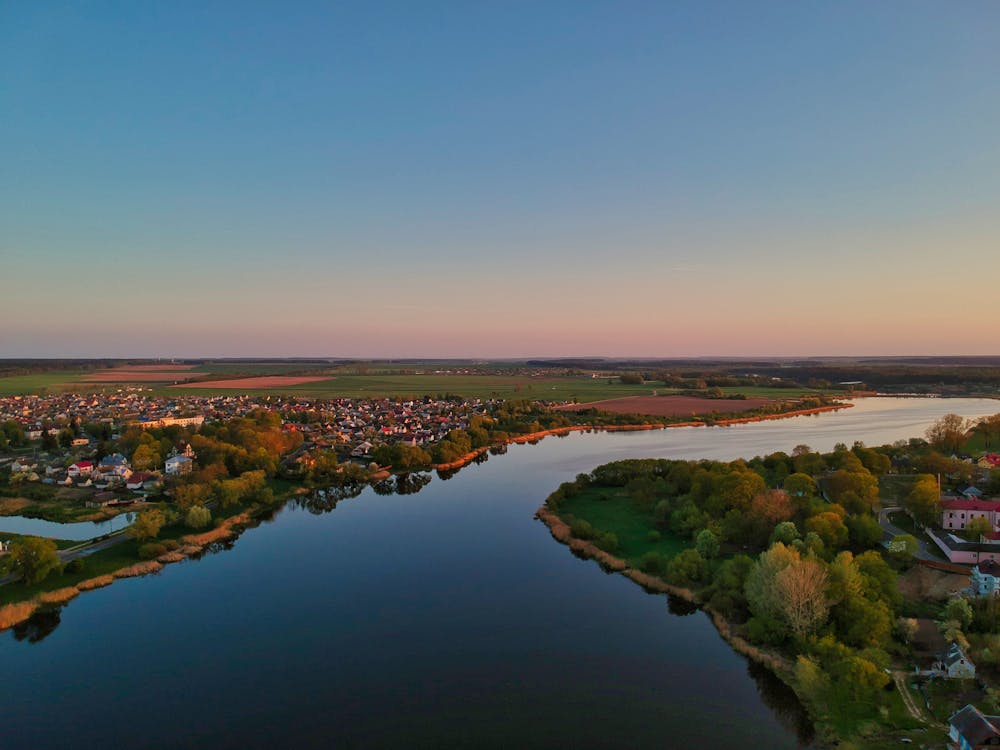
[569,519,596,540]
[594,531,619,554]
[63,558,85,575]
[647,530,662,543]
[640,551,667,574]
[138,543,167,560]
[185,505,212,530]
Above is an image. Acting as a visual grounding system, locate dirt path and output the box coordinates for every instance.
[892,671,930,723]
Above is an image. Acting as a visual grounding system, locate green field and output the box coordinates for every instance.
[557,486,688,565]
[0,364,829,404]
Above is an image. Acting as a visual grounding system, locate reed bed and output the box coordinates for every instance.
[35,587,81,605]
[0,601,37,630]
[113,560,163,578]
[77,575,114,590]
[157,551,186,564]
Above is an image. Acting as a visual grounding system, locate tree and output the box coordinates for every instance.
[846,513,882,548]
[904,475,940,528]
[825,469,879,514]
[774,557,830,638]
[131,509,166,542]
[888,533,919,561]
[131,444,160,472]
[975,414,1000,449]
[185,505,212,529]
[926,413,972,453]
[745,542,799,624]
[966,516,994,564]
[771,521,801,546]
[784,473,818,498]
[665,549,707,587]
[805,512,849,551]
[7,537,61,585]
[695,529,720,559]
[944,597,974,630]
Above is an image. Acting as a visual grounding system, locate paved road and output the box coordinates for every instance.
[877,506,939,561]
[0,531,131,587]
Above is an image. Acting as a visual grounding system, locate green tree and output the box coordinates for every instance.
[825,469,879,514]
[784,472,818,498]
[185,505,212,529]
[695,529,720,559]
[904,475,940,528]
[665,548,707,587]
[7,537,61,585]
[131,509,166,542]
[131,443,160,472]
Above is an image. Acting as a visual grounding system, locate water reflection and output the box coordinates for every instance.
[746,660,815,746]
[11,609,61,644]
[666,594,699,617]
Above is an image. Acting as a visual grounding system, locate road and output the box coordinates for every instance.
[0,531,131,587]
[877,506,939,562]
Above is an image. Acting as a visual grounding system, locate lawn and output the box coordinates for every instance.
[0,532,76,551]
[556,486,687,565]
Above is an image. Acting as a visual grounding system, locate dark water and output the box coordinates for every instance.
[1,398,996,749]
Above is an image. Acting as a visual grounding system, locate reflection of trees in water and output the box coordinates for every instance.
[436,468,458,481]
[294,484,365,514]
[473,452,489,465]
[392,473,432,495]
[489,445,507,456]
[746,660,815,746]
[12,608,61,644]
[666,594,699,616]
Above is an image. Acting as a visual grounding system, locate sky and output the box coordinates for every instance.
[2,1,999,358]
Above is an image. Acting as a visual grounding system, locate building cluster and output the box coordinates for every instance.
[1,391,495,498]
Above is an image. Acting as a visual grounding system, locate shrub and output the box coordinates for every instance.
[138,543,167,560]
[647,530,662,543]
[185,505,212,530]
[594,531,619,554]
[63,558,85,575]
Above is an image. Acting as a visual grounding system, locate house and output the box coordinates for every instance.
[937,643,976,679]
[85,491,120,508]
[70,436,90,447]
[969,561,1000,598]
[351,441,374,458]
[68,460,94,478]
[126,472,156,491]
[165,454,193,476]
[97,453,132,482]
[964,486,986,499]
[0,539,10,554]
[942,498,1000,532]
[950,704,1000,749]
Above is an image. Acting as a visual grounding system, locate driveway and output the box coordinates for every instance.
[877,506,940,561]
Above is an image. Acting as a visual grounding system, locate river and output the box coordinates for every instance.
[0,397,996,749]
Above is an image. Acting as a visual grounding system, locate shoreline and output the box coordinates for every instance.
[0,508,260,632]
[0,401,853,632]
[430,402,852,472]
[533,505,814,741]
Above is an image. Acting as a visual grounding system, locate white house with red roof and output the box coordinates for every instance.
[68,460,94,478]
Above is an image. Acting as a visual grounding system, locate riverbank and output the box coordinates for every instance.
[534,505,794,675]
[0,505,269,632]
[428,404,851,473]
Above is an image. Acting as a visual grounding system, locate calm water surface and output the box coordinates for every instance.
[1,398,996,749]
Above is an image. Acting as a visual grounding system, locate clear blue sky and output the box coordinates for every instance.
[3,1,999,357]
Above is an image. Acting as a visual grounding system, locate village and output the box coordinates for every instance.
[0,388,496,506]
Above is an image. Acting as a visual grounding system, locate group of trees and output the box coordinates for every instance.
[547,440,910,707]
